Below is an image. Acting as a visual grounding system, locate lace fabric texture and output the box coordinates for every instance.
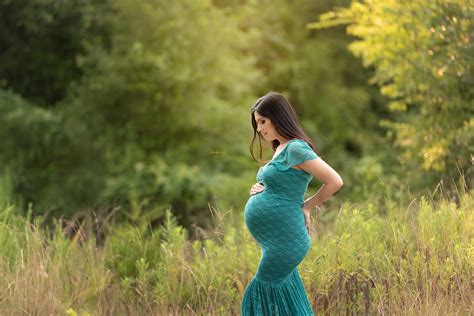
[269,139,319,172]
[242,139,319,315]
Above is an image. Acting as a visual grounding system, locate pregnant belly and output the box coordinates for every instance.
[244,191,306,244]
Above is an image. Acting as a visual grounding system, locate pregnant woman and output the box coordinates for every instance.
[241,92,344,315]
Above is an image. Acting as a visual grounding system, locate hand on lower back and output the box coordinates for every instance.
[302,207,311,238]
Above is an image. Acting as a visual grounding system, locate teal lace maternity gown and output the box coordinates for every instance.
[242,139,319,316]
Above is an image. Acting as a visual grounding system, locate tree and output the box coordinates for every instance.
[310,0,474,188]
[0,0,113,106]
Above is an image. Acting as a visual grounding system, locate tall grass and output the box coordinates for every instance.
[0,205,111,314]
[0,187,472,315]
[305,193,473,315]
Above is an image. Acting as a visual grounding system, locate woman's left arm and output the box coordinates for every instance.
[298,158,343,211]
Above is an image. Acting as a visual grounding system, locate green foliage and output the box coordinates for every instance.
[98,149,216,231]
[304,189,473,314]
[3,0,469,242]
[0,0,389,223]
[105,218,162,282]
[51,0,266,226]
[1,189,472,314]
[0,170,15,207]
[69,0,258,158]
[0,0,113,106]
[310,0,474,186]
[0,90,105,215]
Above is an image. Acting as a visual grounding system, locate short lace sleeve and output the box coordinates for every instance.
[273,140,319,171]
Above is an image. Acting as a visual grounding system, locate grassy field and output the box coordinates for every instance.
[0,188,472,315]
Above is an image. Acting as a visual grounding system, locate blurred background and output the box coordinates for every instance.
[0,0,472,314]
[1,0,470,233]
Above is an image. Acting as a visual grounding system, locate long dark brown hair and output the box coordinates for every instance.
[250,91,321,164]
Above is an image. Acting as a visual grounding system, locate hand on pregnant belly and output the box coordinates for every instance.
[249,182,265,196]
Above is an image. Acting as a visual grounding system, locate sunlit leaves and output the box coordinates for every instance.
[311,0,473,183]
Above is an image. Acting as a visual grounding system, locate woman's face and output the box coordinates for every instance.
[254,112,280,142]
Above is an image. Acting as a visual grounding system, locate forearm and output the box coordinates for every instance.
[303,183,342,210]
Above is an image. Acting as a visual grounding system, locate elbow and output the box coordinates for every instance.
[322,174,344,191]
[333,177,344,191]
